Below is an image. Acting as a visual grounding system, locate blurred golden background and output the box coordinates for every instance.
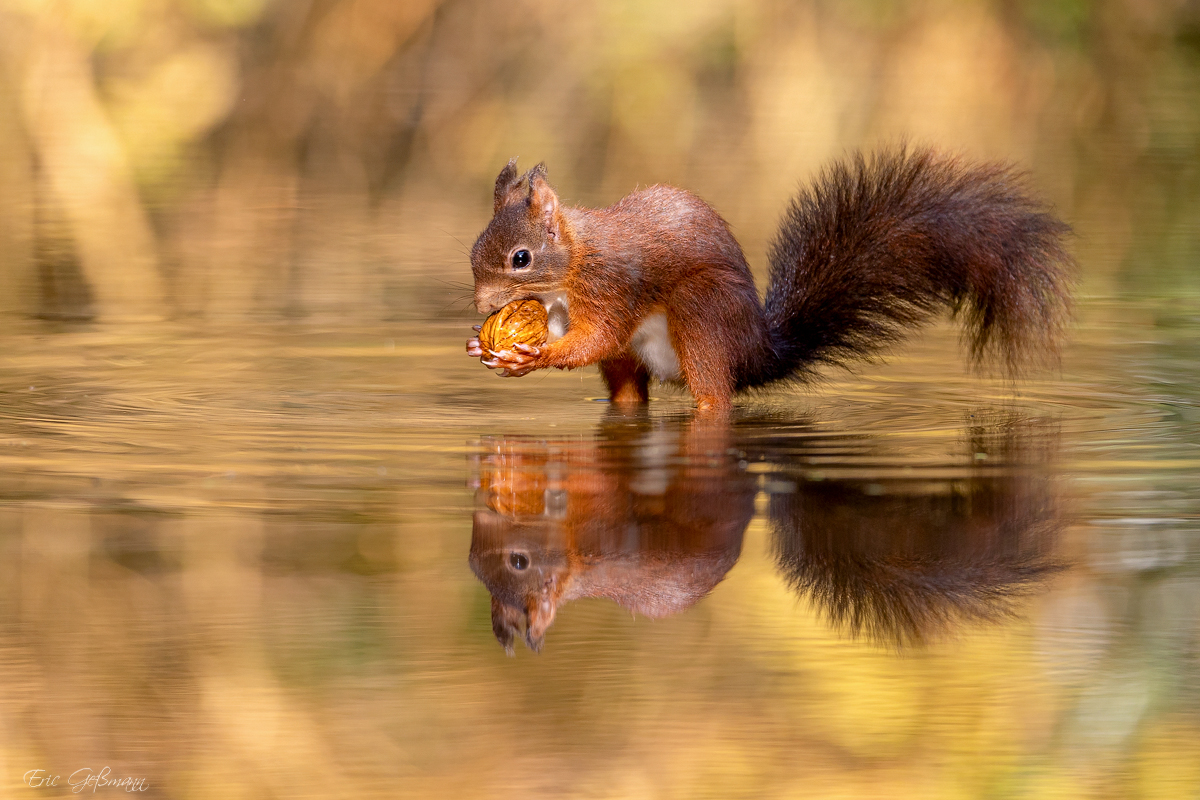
[1,0,1198,322]
[2,2,1200,799]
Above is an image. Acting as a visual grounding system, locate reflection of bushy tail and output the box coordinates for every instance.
[745,147,1073,387]
[769,475,1063,646]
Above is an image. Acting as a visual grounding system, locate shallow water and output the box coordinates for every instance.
[2,299,1198,799]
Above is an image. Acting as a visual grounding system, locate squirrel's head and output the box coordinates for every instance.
[469,510,569,654]
[470,160,574,315]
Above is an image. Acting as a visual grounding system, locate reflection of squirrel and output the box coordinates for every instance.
[466,148,1072,412]
[468,415,1063,653]
[770,475,1061,646]
[469,424,753,653]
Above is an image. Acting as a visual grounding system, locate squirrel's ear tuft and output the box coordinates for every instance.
[524,162,548,183]
[490,596,519,656]
[493,158,523,214]
[527,164,561,239]
[524,595,556,653]
[524,581,559,653]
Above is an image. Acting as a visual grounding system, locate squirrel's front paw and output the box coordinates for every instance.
[482,343,542,377]
[466,326,485,358]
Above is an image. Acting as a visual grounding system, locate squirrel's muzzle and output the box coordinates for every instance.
[474,288,506,315]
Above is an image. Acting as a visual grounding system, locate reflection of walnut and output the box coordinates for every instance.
[478,439,550,517]
[482,461,547,517]
[479,300,548,355]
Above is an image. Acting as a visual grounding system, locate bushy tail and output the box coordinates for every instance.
[752,147,1073,386]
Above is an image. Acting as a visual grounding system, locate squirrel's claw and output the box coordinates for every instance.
[486,348,538,377]
[466,337,485,358]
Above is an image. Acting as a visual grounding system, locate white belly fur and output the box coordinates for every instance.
[536,295,681,381]
[539,292,570,342]
[630,312,681,381]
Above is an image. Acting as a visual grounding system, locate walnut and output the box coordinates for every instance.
[479,299,549,355]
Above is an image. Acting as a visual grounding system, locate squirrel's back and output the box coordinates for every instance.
[573,185,757,292]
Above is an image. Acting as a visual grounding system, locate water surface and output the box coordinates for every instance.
[1,302,1198,799]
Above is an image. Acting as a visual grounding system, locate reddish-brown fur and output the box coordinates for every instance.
[467,148,1073,411]
[469,426,752,653]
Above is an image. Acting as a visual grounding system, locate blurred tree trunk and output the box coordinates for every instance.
[20,26,165,320]
[0,76,33,320]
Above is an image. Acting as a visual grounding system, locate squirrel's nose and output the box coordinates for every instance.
[475,291,502,315]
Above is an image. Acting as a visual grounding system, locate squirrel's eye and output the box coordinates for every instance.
[508,552,529,570]
[511,249,532,269]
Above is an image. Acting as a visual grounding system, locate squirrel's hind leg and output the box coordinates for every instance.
[666,278,756,414]
[599,353,651,404]
[674,345,735,414]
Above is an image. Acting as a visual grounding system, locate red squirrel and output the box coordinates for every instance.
[465,148,1073,412]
